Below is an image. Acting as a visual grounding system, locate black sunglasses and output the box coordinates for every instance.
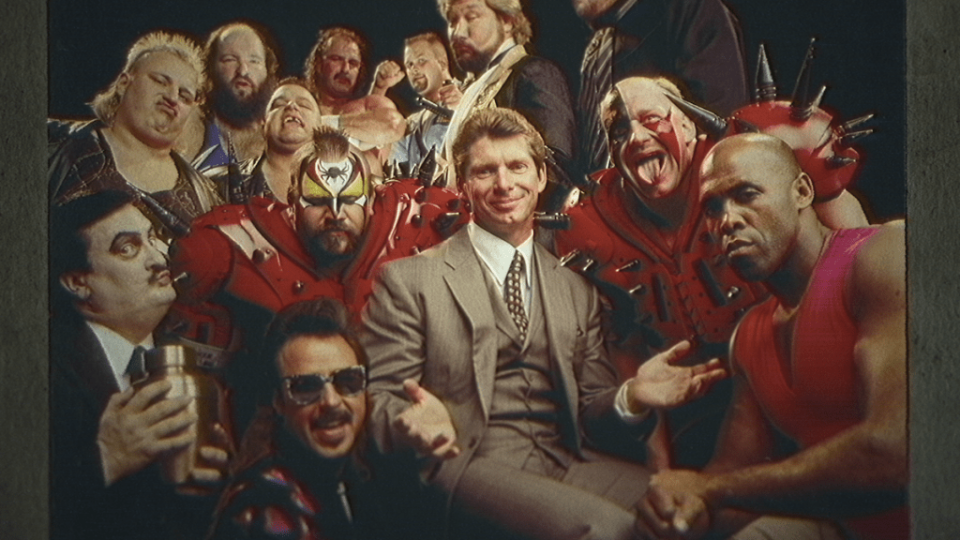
[283,365,367,405]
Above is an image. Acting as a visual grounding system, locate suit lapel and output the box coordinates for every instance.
[442,230,498,418]
[535,244,581,434]
[53,320,122,412]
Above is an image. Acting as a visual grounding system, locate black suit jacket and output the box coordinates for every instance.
[496,54,578,185]
[50,316,214,540]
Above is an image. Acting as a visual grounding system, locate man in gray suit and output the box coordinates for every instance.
[362,108,726,539]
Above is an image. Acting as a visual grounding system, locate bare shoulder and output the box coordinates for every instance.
[856,221,905,273]
[850,221,906,314]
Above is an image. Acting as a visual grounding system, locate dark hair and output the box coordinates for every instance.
[50,190,137,316]
[257,298,367,403]
[203,21,281,98]
[303,27,369,98]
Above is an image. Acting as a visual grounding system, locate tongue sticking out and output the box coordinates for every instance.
[635,153,666,185]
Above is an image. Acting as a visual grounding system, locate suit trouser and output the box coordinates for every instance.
[450,452,651,540]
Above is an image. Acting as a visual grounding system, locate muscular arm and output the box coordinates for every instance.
[335,94,406,148]
[640,226,906,537]
[706,224,906,514]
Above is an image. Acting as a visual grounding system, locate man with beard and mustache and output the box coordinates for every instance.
[437,0,577,206]
[207,298,413,540]
[49,31,222,239]
[369,32,464,173]
[552,76,871,471]
[50,190,229,540]
[303,27,405,152]
[634,133,907,540]
[205,78,323,204]
[167,127,469,431]
[179,22,281,171]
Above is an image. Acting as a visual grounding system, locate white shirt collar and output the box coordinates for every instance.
[86,321,154,392]
[467,222,534,288]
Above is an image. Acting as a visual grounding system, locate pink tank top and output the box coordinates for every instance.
[734,228,908,540]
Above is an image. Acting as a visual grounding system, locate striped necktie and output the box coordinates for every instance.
[579,27,615,175]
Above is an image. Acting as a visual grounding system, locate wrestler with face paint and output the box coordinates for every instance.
[552,77,764,470]
[600,77,700,231]
[295,127,374,268]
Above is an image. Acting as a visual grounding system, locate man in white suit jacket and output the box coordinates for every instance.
[362,108,725,540]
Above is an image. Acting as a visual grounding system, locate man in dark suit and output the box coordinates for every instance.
[437,0,577,204]
[362,108,726,539]
[50,190,227,539]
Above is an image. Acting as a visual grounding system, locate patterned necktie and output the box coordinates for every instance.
[505,250,529,340]
[580,27,615,174]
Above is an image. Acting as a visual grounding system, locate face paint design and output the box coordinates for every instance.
[299,155,370,214]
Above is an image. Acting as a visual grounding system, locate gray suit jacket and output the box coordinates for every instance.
[362,227,628,496]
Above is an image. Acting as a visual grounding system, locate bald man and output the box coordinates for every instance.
[635,133,907,540]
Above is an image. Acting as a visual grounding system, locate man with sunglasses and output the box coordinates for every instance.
[208,298,412,540]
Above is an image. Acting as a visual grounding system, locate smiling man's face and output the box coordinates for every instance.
[263,84,321,152]
[276,334,367,459]
[461,133,546,247]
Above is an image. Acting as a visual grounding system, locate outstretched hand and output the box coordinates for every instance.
[394,379,460,459]
[97,380,196,486]
[626,341,727,413]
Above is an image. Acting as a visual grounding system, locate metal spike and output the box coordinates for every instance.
[827,155,857,169]
[840,113,875,132]
[790,38,817,121]
[433,212,462,231]
[665,94,728,139]
[755,43,776,103]
[615,259,643,272]
[839,129,874,147]
[811,84,827,109]
[581,258,598,273]
[731,118,761,133]
[416,146,438,188]
[385,160,399,180]
[533,212,571,230]
[559,249,583,267]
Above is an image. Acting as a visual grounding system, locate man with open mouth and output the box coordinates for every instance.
[207,298,414,540]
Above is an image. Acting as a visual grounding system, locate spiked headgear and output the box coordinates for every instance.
[668,39,874,201]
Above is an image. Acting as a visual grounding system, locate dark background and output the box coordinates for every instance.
[48,0,905,220]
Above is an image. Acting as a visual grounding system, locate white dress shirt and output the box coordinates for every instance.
[467,222,534,312]
[87,321,154,392]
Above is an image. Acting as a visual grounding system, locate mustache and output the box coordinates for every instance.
[148,266,171,285]
[231,74,257,89]
[312,407,353,429]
